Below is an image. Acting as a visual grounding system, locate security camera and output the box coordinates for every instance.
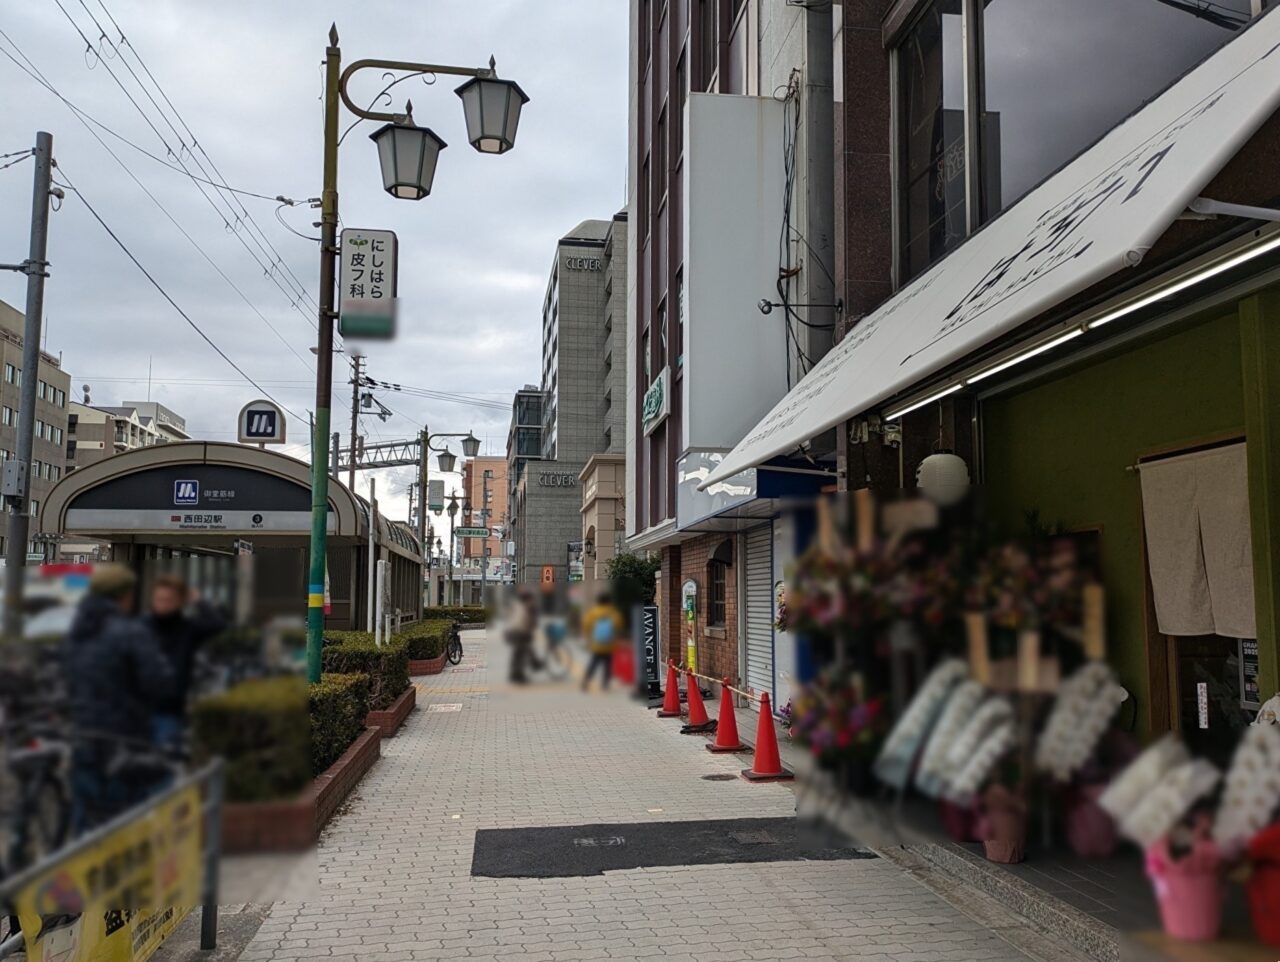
[758,299,774,315]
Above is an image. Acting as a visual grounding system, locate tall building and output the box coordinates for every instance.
[625,0,837,699]
[460,455,508,579]
[122,401,190,444]
[0,299,71,561]
[509,214,628,586]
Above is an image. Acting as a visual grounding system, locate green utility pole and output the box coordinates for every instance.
[305,28,342,683]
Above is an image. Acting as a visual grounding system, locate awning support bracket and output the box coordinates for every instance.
[1182,197,1280,222]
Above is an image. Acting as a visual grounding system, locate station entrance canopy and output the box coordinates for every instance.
[700,11,1280,490]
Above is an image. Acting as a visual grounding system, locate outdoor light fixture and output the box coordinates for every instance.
[455,65,529,155]
[437,448,457,473]
[369,111,448,200]
[885,384,963,423]
[461,432,481,457]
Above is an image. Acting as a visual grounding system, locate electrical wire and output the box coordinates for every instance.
[58,170,305,421]
[42,4,324,338]
[0,152,32,173]
[0,31,315,369]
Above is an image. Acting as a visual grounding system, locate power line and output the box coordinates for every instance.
[58,170,305,421]
[85,0,322,316]
[0,31,315,370]
[0,152,32,173]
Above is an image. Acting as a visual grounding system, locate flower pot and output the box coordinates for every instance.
[981,784,1027,864]
[1248,864,1280,946]
[1145,834,1223,942]
[1065,783,1118,859]
[939,800,976,842]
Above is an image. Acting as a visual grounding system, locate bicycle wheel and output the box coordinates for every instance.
[12,774,68,868]
[446,633,464,666]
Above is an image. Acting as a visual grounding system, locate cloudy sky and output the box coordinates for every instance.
[0,0,627,530]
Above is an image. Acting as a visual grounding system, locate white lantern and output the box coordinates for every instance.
[437,448,457,473]
[916,453,970,507]
[369,122,447,200]
[461,432,481,458]
[454,75,529,155]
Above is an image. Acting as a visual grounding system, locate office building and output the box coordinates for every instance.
[510,214,628,587]
[460,455,509,581]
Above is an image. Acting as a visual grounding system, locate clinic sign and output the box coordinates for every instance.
[339,228,399,339]
[237,399,286,445]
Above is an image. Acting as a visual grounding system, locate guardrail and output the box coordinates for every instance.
[0,759,224,960]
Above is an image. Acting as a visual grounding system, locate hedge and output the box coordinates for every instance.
[309,672,371,775]
[423,606,488,625]
[192,676,310,803]
[321,637,408,711]
[391,619,455,660]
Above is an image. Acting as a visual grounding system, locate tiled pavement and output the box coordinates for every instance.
[235,630,1036,962]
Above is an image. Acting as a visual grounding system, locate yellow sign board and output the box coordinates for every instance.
[15,785,203,962]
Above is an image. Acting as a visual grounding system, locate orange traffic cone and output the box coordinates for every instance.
[741,691,793,782]
[707,678,746,752]
[657,660,682,717]
[680,668,715,734]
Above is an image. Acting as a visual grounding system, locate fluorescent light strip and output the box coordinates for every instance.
[966,328,1085,385]
[1087,233,1280,330]
[885,383,962,422]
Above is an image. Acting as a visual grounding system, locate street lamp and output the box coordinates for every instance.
[369,114,447,200]
[461,432,481,458]
[455,68,529,155]
[303,24,526,683]
[437,448,457,473]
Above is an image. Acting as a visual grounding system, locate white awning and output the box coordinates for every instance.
[701,12,1280,490]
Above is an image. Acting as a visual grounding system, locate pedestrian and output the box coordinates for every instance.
[504,586,537,683]
[63,563,176,832]
[581,590,623,692]
[145,573,228,750]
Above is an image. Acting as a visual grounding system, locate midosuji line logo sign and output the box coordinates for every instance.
[237,399,287,445]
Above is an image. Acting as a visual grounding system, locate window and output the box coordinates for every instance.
[897,0,966,283]
[979,0,1250,217]
[656,300,668,372]
[1,407,13,427]
[641,328,652,384]
[656,107,668,199]
[3,364,16,385]
[52,427,61,445]
[894,0,1256,280]
[67,413,77,434]
[35,420,43,439]
[709,560,728,626]
[697,0,718,91]
[28,500,38,518]
[37,381,46,401]
[55,389,64,407]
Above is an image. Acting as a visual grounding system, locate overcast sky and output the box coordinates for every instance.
[0,0,627,532]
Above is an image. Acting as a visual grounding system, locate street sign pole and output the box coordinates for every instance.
[2,132,53,640]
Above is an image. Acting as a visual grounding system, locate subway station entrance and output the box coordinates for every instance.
[40,442,423,628]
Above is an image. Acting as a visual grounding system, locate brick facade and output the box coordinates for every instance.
[675,533,739,684]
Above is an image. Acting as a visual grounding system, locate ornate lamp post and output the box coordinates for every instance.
[305,25,526,682]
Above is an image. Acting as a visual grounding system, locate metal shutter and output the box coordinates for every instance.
[744,523,774,699]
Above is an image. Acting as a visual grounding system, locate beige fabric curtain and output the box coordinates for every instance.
[1139,443,1255,639]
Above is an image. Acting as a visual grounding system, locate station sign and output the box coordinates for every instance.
[238,399,286,445]
[455,526,490,538]
[339,228,399,339]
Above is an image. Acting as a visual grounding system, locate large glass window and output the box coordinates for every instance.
[897,0,1256,281]
[897,0,965,283]
[981,0,1251,216]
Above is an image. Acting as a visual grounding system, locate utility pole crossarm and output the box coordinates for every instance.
[338,57,496,124]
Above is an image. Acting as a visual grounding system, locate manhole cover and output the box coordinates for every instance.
[450,667,475,673]
[427,703,463,713]
[729,830,778,845]
[701,773,736,781]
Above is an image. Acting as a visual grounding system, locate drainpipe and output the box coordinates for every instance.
[802,1,836,370]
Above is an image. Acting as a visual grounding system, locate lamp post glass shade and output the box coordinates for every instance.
[462,433,481,457]
[370,123,447,200]
[455,76,529,154]
[437,449,457,473]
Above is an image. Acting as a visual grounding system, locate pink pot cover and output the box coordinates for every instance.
[1145,832,1223,942]
[1065,784,1118,859]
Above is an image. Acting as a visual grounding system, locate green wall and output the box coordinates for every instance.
[981,309,1245,735]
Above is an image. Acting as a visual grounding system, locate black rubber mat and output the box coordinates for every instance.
[470,816,876,878]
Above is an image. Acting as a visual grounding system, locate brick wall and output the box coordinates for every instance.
[677,533,739,684]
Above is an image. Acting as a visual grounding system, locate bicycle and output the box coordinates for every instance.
[538,619,573,680]
[445,625,463,666]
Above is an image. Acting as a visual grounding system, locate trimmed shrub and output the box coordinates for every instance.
[321,638,408,711]
[423,606,488,625]
[309,672,371,775]
[322,629,375,648]
[392,619,455,660]
[192,676,310,803]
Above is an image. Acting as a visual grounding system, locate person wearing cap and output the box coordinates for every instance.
[63,563,176,831]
